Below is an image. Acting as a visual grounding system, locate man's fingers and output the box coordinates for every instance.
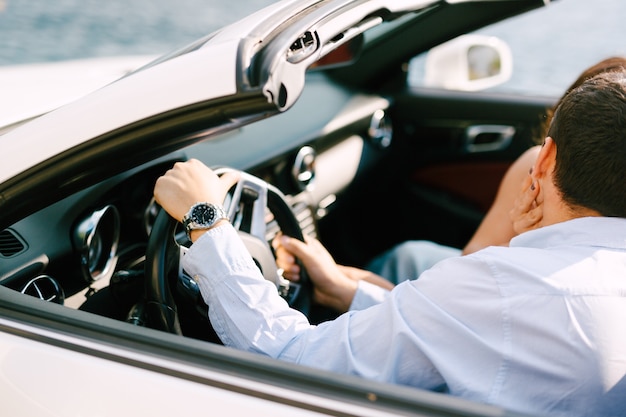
[274,245,296,264]
[219,171,241,192]
[512,199,543,233]
[278,235,313,261]
[525,206,543,227]
[272,234,304,281]
[519,181,539,209]
[281,270,301,282]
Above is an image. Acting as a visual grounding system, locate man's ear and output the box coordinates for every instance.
[531,137,556,180]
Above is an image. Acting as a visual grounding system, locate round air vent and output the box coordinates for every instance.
[21,275,65,304]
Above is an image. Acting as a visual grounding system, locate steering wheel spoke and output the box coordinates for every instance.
[220,168,269,242]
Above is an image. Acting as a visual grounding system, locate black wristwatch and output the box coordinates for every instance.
[182,202,228,239]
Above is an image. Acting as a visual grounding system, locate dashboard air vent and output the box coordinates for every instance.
[0,229,26,257]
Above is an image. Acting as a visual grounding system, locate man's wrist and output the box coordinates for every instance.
[338,279,359,312]
[323,277,358,313]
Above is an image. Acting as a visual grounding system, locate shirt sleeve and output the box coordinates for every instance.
[182,224,310,357]
[182,224,444,388]
[349,279,390,311]
[182,223,503,392]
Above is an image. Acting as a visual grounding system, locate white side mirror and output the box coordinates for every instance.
[424,34,513,92]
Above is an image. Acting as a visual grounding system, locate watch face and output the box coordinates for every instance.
[192,204,217,225]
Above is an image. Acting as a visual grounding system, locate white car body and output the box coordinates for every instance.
[0,323,391,416]
[0,55,154,132]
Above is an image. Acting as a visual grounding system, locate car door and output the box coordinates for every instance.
[316,86,553,267]
[386,86,553,249]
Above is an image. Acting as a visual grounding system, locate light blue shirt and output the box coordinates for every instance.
[183,217,626,417]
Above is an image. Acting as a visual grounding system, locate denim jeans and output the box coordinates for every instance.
[366,240,462,284]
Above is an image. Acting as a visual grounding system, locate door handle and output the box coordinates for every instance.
[465,124,515,153]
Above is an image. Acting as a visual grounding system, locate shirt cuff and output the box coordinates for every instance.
[349,279,390,311]
[182,223,259,281]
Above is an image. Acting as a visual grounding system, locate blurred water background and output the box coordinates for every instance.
[0,0,625,96]
[0,0,276,64]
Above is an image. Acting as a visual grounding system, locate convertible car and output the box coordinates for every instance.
[0,0,580,415]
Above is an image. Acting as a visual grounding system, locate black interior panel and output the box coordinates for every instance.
[318,87,555,267]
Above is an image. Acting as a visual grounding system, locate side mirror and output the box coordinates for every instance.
[424,34,512,91]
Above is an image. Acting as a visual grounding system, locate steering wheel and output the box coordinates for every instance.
[143,167,312,335]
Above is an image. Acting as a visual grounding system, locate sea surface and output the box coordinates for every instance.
[1,0,625,96]
[0,0,277,65]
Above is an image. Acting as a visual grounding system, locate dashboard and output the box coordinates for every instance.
[0,73,392,330]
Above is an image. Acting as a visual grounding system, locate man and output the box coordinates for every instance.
[154,72,626,416]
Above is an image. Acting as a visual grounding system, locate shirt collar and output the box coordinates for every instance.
[510,217,626,250]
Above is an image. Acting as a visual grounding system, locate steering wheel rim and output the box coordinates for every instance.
[144,167,312,334]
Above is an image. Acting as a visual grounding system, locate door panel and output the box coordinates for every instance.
[388,88,554,247]
[318,87,554,267]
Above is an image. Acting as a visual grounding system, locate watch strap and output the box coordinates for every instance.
[182,202,228,239]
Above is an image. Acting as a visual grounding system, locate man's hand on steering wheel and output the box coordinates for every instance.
[273,234,357,313]
[147,159,314,335]
[154,159,239,240]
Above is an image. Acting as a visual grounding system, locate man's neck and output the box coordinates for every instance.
[540,183,602,227]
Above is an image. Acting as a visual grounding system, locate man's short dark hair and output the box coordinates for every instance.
[547,71,626,218]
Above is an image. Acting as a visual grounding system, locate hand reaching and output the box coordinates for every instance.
[509,173,543,235]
